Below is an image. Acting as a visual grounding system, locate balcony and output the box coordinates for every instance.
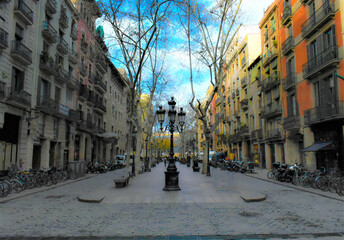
[95,56,107,73]
[265,129,282,141]
[241,56,246,68]
[87,90,94,106]
[71,25,78,41]
[302,1,335,39]
[0,28,8,50]
[94,98,106,114]
[79,63,87,77]
[282,36,294,56]
[304,100,344,125]
[262,71,280,92]
[215,97,221,106]
[78,84,88,101]
[68,109,79,122]
[59,10,68,29]
[42,21,57,43]
[234,110,240,118]
[302,46,339,79]
[68,49,78,64]
[262,47,278,67]
[264,30,268,42]
[67,74,78,90]
[11,40,32,65]
[236,88,239,96]
[7,87,31,107]
[55,67,69,84]
[80,39,88,54]
[283,115,300,131]
[301,0,310,4]
[282,72,296,91]
[239,125,249,139]
[14,0,33,25]
[241,76,247,87]
[262,102,282,119]
[89,47,96,60]
[232,92,235,99]
[240,98,248,110]
[57,37,68,55]
[45,0,57,15]
[39,53,56,76]
[281,6,292,26]
[94,76,107,93]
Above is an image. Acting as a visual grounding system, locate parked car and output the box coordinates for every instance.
[115,155,126,166]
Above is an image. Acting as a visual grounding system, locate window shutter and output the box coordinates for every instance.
[331,25,337,56]
[316,35,323,55]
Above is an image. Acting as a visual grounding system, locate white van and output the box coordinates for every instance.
[115,155,126,166]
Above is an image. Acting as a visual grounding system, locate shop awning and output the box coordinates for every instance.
[301,142,334,152]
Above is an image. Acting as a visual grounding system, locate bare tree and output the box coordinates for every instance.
[98,0,172,174]
[180,0,242,173]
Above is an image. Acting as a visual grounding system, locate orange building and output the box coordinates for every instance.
[279,0,344,170]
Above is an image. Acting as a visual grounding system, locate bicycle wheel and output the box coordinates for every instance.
[316,176,329,191]
[1,181,11,197]
[267,170,274,179]
[10,179,24,193]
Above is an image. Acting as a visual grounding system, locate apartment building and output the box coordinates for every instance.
[0,0,37,171]
[221,26,261,161]
[0,0,129,172]
[279,0,344,170]
[104,65,129,161]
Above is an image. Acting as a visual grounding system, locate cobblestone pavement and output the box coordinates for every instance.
[0,163,343,239]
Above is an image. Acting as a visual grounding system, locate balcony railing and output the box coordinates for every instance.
[239,125,249,135]
[95,56,107,73]
[80,39,88,53]
[302,46,339,79]
[262,102,282,119]
[0,28,8,49]
[236,88,239,96]
[232,92,235,99]
[304,100,344,125]
[262,71,280,92]
[282,36,294,56]
[282,72,296,91]
[241,76,247,87]
[241,56,246,67]
[262,47,278,67]
[55,67,69,84]
[87,90,94,104]
[59,10,68,29]
[301,1,335,39]
[265,129,282,140]
[78,84,88,100]
[68,109,79,122]
[281,6,292,26]
[215,97,221,105]
[11,40,32,65]
[39,53,56,75]
[68,49,78,64]
[71,25,78,40]
[66,74,78,90]
[42,21,57,43]
[8,87,31,107]
[14,0,33,25]
[94,98,106,113]
[79,63,87,77]
[94,76,107,92]
[283,115,300,131]
[240,98,248,110]
[45,0,57,15]
[57,37,68,54]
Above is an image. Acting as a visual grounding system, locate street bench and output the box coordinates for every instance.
[113,168,131,188]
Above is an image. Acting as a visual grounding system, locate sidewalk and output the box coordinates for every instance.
[242,167,344,202]
[0,174,96,203]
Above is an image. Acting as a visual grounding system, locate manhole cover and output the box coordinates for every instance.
[45,195,66,199]
[239,211,261,217]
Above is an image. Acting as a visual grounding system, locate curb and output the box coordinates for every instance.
[244,173,344,202]
[0,175,96,204]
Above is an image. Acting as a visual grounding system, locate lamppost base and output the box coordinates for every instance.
[163,171,181,191]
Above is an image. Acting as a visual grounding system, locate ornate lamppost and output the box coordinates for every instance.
[156,97,186,191]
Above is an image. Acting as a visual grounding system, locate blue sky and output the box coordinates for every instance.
[99,0,274,107]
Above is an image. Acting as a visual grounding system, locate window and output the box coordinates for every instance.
[15,24,24,41]
[314,81,320,107]
[55,87,61,103]
[41,79,48,102]
[112,105,115,117]
[12,67,24,90]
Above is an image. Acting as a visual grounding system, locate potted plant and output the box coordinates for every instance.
[273,40,278,48]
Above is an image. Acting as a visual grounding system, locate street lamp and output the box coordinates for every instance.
[156,97,186,191]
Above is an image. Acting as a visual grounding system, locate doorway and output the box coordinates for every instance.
[32,145,41,170]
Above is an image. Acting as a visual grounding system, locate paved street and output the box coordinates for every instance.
[0,163,343,239]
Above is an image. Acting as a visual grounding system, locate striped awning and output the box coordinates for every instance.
[301,142,333,152]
